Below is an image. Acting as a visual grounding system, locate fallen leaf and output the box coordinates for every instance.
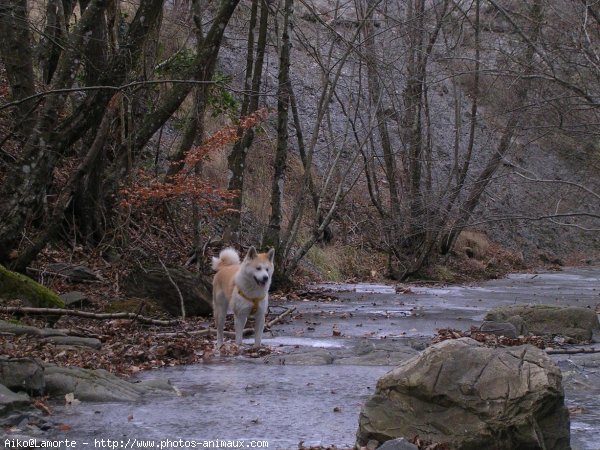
[57,424,72,432]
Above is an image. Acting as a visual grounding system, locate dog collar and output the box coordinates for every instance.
[237,287,264,315]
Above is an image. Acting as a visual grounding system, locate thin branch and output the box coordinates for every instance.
[513,172,600,202]
[0,79,221,112]
[2,306,179,326]
[158,258,186,319]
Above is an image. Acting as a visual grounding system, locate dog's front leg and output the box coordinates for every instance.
[253,309,265,348]
[234,309,249,345]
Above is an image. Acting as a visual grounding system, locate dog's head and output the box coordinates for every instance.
[242,246,275,288]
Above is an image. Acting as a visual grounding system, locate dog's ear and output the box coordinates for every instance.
[267,247,275,262]
[245,246,257,260]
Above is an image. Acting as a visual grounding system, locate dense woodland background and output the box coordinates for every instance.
[1,0,600,289]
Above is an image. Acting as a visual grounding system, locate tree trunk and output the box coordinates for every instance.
[0,0,36,131]
[0,0,164,267]
[263,0,293,260]
[362,0,402,244]
[224,0,269,242]
[442,0,544,253]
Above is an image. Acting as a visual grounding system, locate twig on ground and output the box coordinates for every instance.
[2,306,179,326]
[25,267,103,283]
[158,257,186,319]
[266,306,296,328]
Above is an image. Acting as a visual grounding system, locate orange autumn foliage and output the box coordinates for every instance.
[120,108,270,213]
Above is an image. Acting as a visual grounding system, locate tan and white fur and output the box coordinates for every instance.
[211,246,274,348]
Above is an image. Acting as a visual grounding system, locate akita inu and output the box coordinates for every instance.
[211,246,274,348]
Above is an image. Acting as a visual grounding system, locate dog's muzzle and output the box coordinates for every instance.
[255,275,269,287]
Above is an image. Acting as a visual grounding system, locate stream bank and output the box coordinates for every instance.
[29,268,600,449]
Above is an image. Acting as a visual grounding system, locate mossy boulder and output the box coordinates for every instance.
[485,304,599,343]
[0,265,65,308]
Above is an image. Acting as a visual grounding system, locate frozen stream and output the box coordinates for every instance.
[46,268,600,449]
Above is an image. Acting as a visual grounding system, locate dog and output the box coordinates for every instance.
[211,246,275,348]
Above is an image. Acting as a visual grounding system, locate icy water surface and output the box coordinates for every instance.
[49,364,390,449]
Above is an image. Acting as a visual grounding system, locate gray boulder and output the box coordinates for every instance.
[356,338,570,450]
[265,348,335,365]
[377,438,418,450]
[59,291,91,308]
[0,320,67,337]
[0,384,30,415]
[485,304,599,342]
[479,321,518,338]
[46,263,102,282]
[0,358,45,396]
[41,336,102,349]
[44,365,177,402]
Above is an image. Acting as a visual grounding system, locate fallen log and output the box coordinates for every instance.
[545,347,600,355]
[1,306,179,326]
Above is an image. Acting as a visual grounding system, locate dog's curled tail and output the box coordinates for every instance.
[211,247,240,271]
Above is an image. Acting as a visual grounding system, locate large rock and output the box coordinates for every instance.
[0,384,30,415]
[0,320,66,337]
[356,338,570,450]
[41,336,102,349]
[0,358,45,396]
[46,263,102,282]
[0,265,65,308]
[59,291,91,308]
[124,266,212,317]
[377,438,418,450]
[43,365,178,402]
[485,304,599,342]
[479,321,518,338]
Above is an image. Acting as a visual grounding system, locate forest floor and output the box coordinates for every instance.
[0,236,567,380]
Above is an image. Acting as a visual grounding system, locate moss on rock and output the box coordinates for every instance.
[0,265,65,308]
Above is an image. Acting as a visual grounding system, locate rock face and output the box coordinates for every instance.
[479,321,518,338]
[124,266,212,317]
[0,320,66,337]
[41,335,102,349]
[59,291,91,308]
[485,304,599,342]
[44,365,177,402]
[356,338,570,450]
[46,263,102,282]
[0,358,45,396]
[0,384,30,415]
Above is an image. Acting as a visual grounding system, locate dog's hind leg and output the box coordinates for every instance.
[214,293,228,348]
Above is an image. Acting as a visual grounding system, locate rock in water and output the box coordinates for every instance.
[44,365,178,402]
[0,384,30,415]
[0,358,45,396]
[356,338,570,450]
[485,304,599,343]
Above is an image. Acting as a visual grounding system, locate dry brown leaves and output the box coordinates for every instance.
[432,327,549,349]
[0,315,273,377]
[411,436,451,450]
